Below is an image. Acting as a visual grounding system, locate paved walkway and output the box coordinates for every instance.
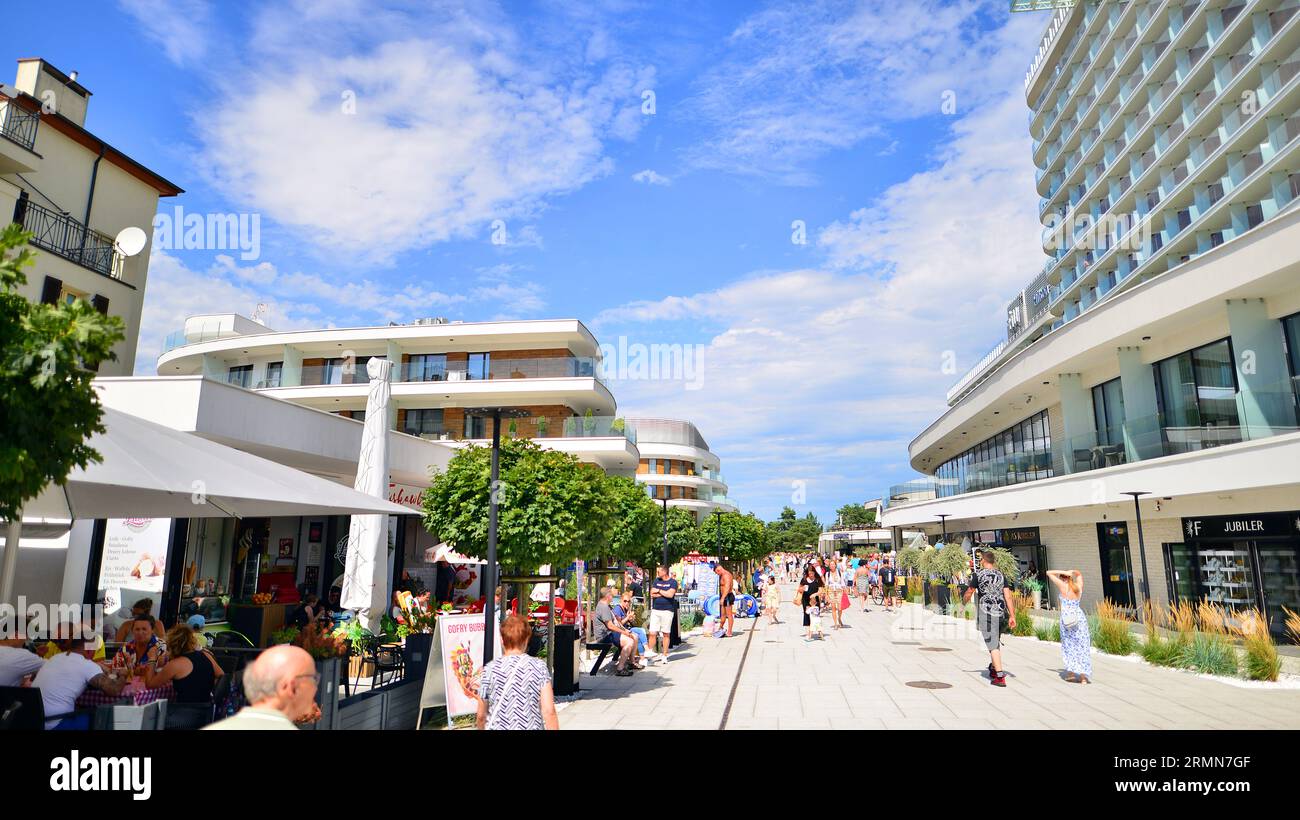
[557,585,1300,730]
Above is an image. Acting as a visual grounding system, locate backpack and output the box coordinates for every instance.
[880,566,896,585]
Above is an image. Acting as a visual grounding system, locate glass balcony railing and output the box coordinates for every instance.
[397,356,603,384]
[300,363,371,386]
[407,415,636,444]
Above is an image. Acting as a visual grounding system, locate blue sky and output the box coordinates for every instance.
[8,0,1052,524]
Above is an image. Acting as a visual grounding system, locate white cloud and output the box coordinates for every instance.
[877,140,900,157]
[631,169,672,186]
[118,0,211,66]
[596,7,1047,519]
[194,5,653,264]
[681,0,1041,183]
[135,250,464,374]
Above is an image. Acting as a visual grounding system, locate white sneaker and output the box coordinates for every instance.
[643,648,658,658]
[657,655,669,665]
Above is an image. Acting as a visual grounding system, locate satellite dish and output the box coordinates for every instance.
[114,226,147,257]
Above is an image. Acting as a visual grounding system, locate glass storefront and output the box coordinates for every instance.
[1172,511,1300,639]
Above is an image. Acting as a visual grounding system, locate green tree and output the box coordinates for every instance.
[662,506,698,564]
[421,438,612,570]
[834,502,876,528]
[0,224,124,521]
[701,511,767,562]
[603,475,661,569]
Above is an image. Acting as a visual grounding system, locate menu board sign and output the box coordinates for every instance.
[98,518,171,616]
[436,613,502,729]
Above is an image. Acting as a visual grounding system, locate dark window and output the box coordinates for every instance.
[1246,203,1264,229]
[467,353,490,380]
[264,362,283,388]
[406,353,446,382]
[227,365,253,388]
[404,409,445,437]
[40,276,62,305]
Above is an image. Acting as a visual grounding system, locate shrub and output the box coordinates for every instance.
[1092,600,1137,656]
[1282,606,1300,646]
[1011,593,1035,637]
[1234,609,1280,682]
[1178,632,1238,677]
[1034,621,1060,642]
[1168,600,1197,644]
[1139,635,1185,667]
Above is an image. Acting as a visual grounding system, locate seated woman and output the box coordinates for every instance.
[115,616,167,673]
[114,598,167,643]
[288,594,326,630]
[143,624,225,703]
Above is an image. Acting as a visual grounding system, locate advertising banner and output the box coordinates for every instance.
[98,518,171,618]
[436,613,502,729]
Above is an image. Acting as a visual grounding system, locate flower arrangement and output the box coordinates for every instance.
[295,623,348,660]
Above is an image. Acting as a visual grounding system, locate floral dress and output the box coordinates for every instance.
[1060,596,1092,677]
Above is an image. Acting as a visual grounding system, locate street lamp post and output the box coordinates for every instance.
[1123,491,1152,605]
[467,406,529,667]
[936,514,950,544]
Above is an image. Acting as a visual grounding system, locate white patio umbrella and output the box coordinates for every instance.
[341,358,394,632]
[1,406,413,605]
[424,542,486,564]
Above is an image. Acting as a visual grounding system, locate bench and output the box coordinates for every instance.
[584,641,620,676]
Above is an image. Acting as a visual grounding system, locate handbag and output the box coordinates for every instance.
[1061,608,1081,630]
[840,591,851,610]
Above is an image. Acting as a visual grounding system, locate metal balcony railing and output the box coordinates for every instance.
[15,198,120,279]
[0,100,38,151]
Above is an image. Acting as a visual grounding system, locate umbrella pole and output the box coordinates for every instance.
[0,512,21,608]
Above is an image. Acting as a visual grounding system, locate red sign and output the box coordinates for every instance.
[388,482,426,511]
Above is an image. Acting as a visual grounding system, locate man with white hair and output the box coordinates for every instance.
[204,645,317,730]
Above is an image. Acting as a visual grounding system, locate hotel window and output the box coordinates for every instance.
[1245,203,1264,229]
[1154,338,1240,440]
[406,353,446,382]
[934,409,1052,497]
[404,409,445,437]
[227,365,253,388]
[1283,312,1300,419]
[467,353,490,380]
[264,361,283,388]
[1091,377,1125,445]
[464,414,488,439]
[322,358,346,385]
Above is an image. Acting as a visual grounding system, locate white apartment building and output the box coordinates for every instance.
[883,0,1300,639]
[624,417,737,521]
[157,314,640,474]
[0,58,183,374]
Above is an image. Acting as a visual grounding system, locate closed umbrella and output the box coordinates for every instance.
[341,358,393,633]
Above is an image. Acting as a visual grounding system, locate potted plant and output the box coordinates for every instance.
[508,419,518,439]
[292,623,348,730]
[536,415,549,437]
[583,408,596,435]
[610,417,625,436]
[334,619,377,678]
[1021,576,1044,610]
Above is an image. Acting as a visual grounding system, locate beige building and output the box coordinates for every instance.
[0,58,183,375]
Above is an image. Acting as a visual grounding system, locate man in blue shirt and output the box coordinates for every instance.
[648,565,678,665]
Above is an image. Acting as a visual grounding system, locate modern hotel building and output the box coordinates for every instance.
[157,314,641,475]
[882,0,1300,638]
[0,58,183,374]
[624,417,737,521]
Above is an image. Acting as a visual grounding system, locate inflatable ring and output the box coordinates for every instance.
[739,595,759,617]
[702,594,721,617]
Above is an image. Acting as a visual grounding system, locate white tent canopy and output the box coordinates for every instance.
[21,407,415,521]
[2,406,416,608]
[424,542,486,565]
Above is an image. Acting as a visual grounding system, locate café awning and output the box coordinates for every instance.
[22,407,415,521]
[425,542,485,564]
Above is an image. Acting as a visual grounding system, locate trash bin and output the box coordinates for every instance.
[552,624,581,696]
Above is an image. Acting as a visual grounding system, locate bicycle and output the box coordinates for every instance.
[870,583,885,608]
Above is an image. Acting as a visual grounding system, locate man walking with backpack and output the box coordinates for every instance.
[963,550,1017,687]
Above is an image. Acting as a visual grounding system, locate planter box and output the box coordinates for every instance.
[301,656,341,731]
[403,633,435,682]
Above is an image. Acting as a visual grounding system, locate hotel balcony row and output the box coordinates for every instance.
[889,377,1300,510]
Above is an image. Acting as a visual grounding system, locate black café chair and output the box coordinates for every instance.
[0,686,99,730]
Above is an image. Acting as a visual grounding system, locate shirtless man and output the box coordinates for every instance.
[713,562,735,638]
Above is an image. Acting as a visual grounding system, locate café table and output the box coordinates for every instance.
[76,681,175,709]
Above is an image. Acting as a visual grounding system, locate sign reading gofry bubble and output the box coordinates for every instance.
[437,613,503,729]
